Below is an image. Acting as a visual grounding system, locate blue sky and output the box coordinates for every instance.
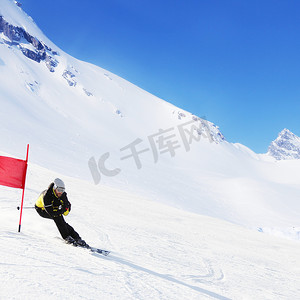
[20,0,300,153]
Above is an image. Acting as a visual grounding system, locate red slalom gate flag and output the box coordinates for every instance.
[0,145,29,232]
[0,156,27,188]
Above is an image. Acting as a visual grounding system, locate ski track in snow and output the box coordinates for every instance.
[0,232,228,300]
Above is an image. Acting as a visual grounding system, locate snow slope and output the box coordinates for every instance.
[1,164,300,300]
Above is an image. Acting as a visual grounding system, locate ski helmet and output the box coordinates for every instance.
[53,178,65,193]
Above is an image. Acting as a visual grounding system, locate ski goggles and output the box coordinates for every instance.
[55,186,65,193]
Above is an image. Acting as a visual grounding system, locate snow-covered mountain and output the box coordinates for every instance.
[1,1,300,299]
[267,128,300,160]
[0,0,225,173]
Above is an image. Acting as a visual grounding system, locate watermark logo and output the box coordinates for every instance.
[88,117,214,184]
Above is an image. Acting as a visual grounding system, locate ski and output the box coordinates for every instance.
[63,237,110,256]
[73,244,110,256]
[88,246,110,256]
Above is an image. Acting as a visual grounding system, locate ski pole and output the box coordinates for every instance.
[17,206,34,210]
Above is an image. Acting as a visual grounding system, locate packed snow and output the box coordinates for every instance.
[0,0,300,299]
[1,163,300,300]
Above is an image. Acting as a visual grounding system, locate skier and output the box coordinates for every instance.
[35,178,87,247]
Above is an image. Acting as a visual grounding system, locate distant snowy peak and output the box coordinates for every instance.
[267,129,300,160]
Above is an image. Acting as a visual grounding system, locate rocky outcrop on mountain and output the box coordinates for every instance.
[171,110,226,144]
[267,129,300,160]
[0,14,94,93]
[45,54,58,72]
[21,47,44,62]
[14,1,22,7]
[62,70,77,86]
[83,88,93,96]
[0,15,59,71]
[193,116,226,144]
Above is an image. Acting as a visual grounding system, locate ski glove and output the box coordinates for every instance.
[63,207,70,216]
[62,201,71,216]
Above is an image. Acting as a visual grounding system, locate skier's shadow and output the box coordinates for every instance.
[96,254,231,300]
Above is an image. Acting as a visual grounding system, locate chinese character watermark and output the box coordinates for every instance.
[88,117,215,184]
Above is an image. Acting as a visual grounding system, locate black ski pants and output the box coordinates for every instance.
[35,206,80,240]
